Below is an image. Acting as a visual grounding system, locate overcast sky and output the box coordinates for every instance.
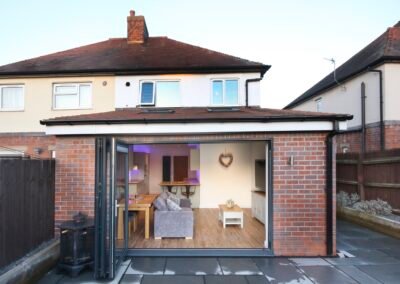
[1,0,399,108]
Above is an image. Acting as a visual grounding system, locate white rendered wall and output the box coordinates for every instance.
[199,142,265,208]
[293,67,382,129]
[383,63,400,122]
[115,73,261,108]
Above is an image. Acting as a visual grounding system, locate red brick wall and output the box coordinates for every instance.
[0,134,55,158]
[54,133,334,256]
[54,137,96,229]
[385,123,400,150]
[336,122,400,153]
[272,133,329,256]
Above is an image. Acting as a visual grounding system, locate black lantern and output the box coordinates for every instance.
[58,212,94,277]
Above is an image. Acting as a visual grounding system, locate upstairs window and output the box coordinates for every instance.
[212,79,238,106]
[0,85,24,111]
[140,82,155,105]
[140,81,180,107]
[53,83,92,110]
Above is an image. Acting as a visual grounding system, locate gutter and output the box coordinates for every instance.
[0,65,272,79]
[368,69,384,150]
[40,114,352,126]
[326,120,339,256]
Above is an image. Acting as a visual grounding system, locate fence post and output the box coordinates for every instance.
[357,153,365,200]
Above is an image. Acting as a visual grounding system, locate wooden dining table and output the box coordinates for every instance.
[117,194,158,240]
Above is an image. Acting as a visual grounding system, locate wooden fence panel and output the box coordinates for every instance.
[0,158,55,270]
[337,150,400,209]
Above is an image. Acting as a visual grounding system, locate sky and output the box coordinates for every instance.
[1,0,399,108]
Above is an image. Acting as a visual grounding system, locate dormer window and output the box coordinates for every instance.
[211,79,238,106]
[140,81,180,107]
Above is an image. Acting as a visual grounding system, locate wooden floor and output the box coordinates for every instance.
[119,208,265,249]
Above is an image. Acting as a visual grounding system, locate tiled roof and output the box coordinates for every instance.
[0,37,270,76]
[285,21,400,109]
[40,107,352,125]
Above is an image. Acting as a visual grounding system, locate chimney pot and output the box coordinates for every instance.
[130,10,135,17]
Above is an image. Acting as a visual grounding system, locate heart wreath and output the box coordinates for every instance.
[219,153,233,168]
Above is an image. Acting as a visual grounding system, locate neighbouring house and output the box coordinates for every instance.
[0,9,351,279]
[285,21,400,154]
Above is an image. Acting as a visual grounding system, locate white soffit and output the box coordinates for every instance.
[45,121,348,135]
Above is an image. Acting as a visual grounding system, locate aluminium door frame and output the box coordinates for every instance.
[114,138,275,257]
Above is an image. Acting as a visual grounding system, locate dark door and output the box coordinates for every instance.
[94,138,129,279]
[173,156,188,181]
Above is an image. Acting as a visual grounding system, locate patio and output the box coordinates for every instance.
[38,219,400,284]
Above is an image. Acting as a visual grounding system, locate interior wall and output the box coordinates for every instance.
[147,144,195,193]
[199,142,265,208]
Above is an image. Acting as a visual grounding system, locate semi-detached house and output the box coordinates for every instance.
[0,10,351,279]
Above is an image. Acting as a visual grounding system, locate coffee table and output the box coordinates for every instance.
[218,204,244,228]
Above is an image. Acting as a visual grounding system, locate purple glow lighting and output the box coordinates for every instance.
[133,145,151,153]
[129,169,141,180]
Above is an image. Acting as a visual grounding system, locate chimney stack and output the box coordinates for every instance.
[127,10,149,44]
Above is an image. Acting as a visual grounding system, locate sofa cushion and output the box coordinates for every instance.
[153,196,168,211]
[180,198,192,208]
[166,198,181,211]
[159,191,169,200]
[168,194,181,205]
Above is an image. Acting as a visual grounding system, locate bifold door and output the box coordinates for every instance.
[94,137,129,279]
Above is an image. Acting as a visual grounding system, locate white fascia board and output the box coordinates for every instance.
[45,121,346,136]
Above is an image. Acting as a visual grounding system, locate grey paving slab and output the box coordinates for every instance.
[379,247,400,260]
[57,264,127,284]
[336,239,358,250]
[142,275,204,284]
[204,275,248,284]
[253,258,312,284]
[119,274,143,284]
[125,257,166,275]
[300,266,357,284]
[289,257,331,266]
[246,275,270,284]
[218,258,263,275]
[335,265,382,284]
[36,269,64,284]
[165,257,222,275]
[357,264,400,284]
[325,249,400,266]
[344,237,400,250]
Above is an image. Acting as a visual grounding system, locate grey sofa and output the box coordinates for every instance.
[154,195,194,239]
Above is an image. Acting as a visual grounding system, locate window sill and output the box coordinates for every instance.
[0,109,25,112]
[52,107,93,111]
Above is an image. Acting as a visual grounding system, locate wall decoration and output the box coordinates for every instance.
[219,152,233,168]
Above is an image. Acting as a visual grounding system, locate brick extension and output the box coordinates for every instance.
[53,132,335,256]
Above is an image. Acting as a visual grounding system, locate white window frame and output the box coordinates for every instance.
[139,81,156,106]
[53,83,92,110]
[139,80,181,107]
[210,78,240,106]
[0,85,25,111]
[315,97,322,112]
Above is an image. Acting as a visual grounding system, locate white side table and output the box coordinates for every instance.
[218,204,244,228]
